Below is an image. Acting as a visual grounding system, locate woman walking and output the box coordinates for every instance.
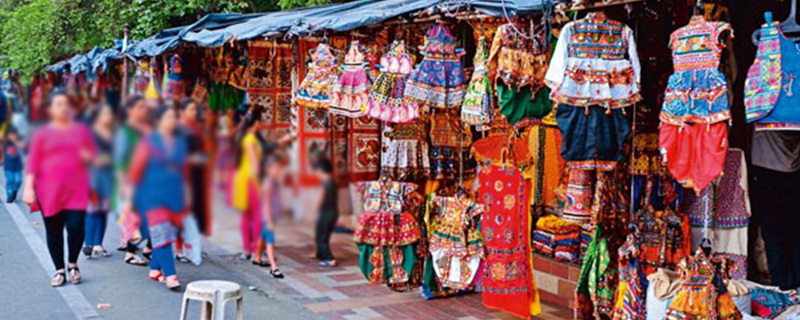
[83,105,116,259]
[128,105,190,291]
[179,98,212,237]
[232,109,264,261]
[23,91,96,287]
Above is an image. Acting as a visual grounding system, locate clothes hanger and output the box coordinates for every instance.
[693,0,704,16]
[753,0,800,45]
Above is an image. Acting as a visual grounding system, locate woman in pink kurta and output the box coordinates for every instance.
[23,91,95,287]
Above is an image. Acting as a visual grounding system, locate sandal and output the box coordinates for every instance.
[318,260,337,268]
[125,255,148,266]
[270,269,285,279]
[165,276,181,291]
[51,271,66,287]
[142,251,152,261]
[68,267,81,285]
[175,254,191,264]
[251,259,271,268]
[149,270,165,282]
[239,253,251,261]
[82,247,93,257]
[116,244,128,252]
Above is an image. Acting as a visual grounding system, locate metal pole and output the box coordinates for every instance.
[121,24,130,103]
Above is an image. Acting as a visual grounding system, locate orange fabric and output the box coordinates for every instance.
[659,122,727,194]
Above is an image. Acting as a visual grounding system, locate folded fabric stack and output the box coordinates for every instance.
[532,215,582,264]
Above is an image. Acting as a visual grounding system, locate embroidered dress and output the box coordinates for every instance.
[404,24,467,109]
[381,120,430,181]
[429,195,485,290]
[479,165,540,319]
[354,179,420,285]
[296,43,339,109]
[545,12,641,109]
[330,41,370,117]
[576,226,617,320]
[430,110,477,180]
[462,38,493,126]
[661,16,733,125]
[746,17,800,131]
[664,249,742,320]
[163,55,184,100]
[489,23,552,125]
[612,235,646,320]
[366,41,418,123]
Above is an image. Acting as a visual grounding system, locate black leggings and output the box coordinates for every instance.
[315,211,338,261]
[43,210,86,271]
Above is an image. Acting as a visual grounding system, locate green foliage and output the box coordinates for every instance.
[278,0,331,10]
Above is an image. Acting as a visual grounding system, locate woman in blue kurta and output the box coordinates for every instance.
[128,105,190,291]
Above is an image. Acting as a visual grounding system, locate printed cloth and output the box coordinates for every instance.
[563,167,595,224]
[488,22,549,91]
[545,12,641,109]
[750,287,800,319]
[247,41,292,136]
[462,38,493,126]
[752,21,800,131]
[296,43,340,109]
[430,110,476,180]
[330,41,370,117]
[745,19,782,123]
[348,116,381,182]
[366,41,418,123]
[684,148,750,229]
[381,120,430,181]
[659,121,728,193]
[611,235,646,320]
[479,164,540,319]
[575,226,617,320]
[556,104,631,169]
[429,195,485,290]
[354,178,420,284]
[664,249,742,320]
[661,16,733,125]
[404,24,466,109]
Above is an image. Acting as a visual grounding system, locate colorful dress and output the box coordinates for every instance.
[296,43,339,109]
[479,165,540,319]
[660,15,733,193]
[429,195,485,290]
[461,38,493,126]
[380,120,430,181]
[430,110,476,180]
[163,54,184,100]
[330,41,370,117]
[611,235,646,320]
[489,23,552,125]
[354,179,420,285]
[404,24,466,109]
[366,41,418,123]
[664,249,742,320]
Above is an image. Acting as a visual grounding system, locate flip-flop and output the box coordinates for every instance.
[270,269,285,279]
[251,260,271,268]
[125,256,147,266]
[51,272,66,287]
[68,267,81,285]
[318,260,337,268]
[175,255,191,264]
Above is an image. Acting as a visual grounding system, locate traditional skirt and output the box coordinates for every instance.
[659,122,727,193]
[381,122,430,181]
[661,68,730,125]
[296,64,339,108]
[480,165,540,318]
[404,57,466,109]
[556,104,631,169]
[355,210,420,285]
[498,81,552,126]
[366,73,419,123]
[330,65,370,117]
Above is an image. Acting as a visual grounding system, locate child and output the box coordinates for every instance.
[253,154,285,279]
[4,127,23,203]
[313,158,339,267]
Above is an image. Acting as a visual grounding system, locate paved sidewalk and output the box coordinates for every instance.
[208,192,572,320]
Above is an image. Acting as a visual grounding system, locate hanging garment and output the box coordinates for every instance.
[479,165,540,319]
[380,120,430,181]
[429,195,485,290]
[296,43,340,109]
[330,41,370,117]
[404,24,467,109]
[611,235,646,320]
[498,84,552,126]
[637,205,691,276]
[354,179,420,285]
[664,249,742,320]
[545,11,641,109]
[462,38,493,126]
[366,41,418,123]
[471,111,532,168]
[659,121,728,193]
[576,226,618,320]
[746,15,800,130]
[163,54,184,100]
[661,15,733,125]
[556,104,631,170]
[421,192,469,299]
[429,110,477,180]
[134,60,150,94]
[684,149,750,280]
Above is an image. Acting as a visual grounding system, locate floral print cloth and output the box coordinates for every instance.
[404,24,466,109]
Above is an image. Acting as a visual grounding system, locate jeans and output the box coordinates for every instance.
[5,169,21,200]
[315,210,338,261]
[43,210,86,271]
[84,212,108,248]
[752,166,800,290]
[150,245,176,277]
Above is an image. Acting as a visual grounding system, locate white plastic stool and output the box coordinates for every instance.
[179,280,243,320]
